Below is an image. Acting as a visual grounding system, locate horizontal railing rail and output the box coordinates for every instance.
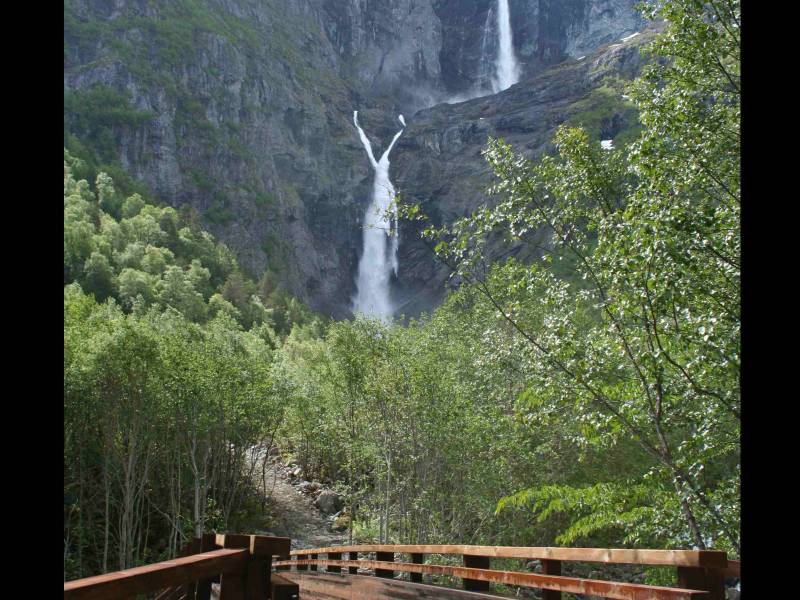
[64,533,296,600]
[280,558,707,599]
[64,536,738,600]
[63,548,247,600]
[273,544,737,600]
[287,544,728,568]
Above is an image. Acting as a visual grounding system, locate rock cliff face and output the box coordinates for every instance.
[316,0,443,110]
[392,32,654,316]
[64,0,647,318]
[434,0,644,96]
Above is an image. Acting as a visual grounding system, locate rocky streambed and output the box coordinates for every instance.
[252,451,349,550]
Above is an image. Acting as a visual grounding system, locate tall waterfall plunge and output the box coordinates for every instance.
[494,0,521,92]
[351,111,405,322]
[476,0,521,95]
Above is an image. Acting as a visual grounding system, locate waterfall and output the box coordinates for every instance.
[471,0,521,96]
[493,0,520,92]
[477,5,495,93]
[352,111,405,322]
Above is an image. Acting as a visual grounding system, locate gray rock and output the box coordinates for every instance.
[297,481,322,496]
[315,490,344,515]
[564,0,647,59]
[331,513,351,532]
[392,30,656,316]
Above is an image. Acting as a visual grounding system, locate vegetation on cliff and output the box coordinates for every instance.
[64,152,316,577]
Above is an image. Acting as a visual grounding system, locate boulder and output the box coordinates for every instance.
[315,490,344,514]
[332,514,351,532]
[525,560,542,573]
[297,481,322,496]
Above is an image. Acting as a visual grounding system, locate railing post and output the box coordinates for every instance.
[328,551,342,573]
[410,553,423,583]
[275,543,291,572]
[541,559,562,600]
[245,556,268,600]
[196,533,217,600]
[677,566,725,600]
[183,537,201,598]
[348,551,359,574]
[248,536,278,600]
[463,555,491,592]
[218,534,251,600]
[706,568,726,600]
[295,554,307,571]
[375,551,394,578]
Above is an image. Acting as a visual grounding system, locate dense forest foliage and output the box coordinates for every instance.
[64,0,739,583]
[64,153,318,576]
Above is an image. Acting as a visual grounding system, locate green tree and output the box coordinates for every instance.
[121,193,146,218]
[407,0,740,553]
[208,293,241,321]
[157,265,207,322]
[118,268,158,309]
[95,172,119,216]
[81,251,116,301]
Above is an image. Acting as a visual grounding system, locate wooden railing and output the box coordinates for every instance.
[63,533,298,600]
[273,544,740,600]
[64,537,740,600]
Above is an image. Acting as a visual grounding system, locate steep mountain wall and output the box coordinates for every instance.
[392,32,655,316]
[65,0,369,317]
[434,0,643,95]
[315,0,443,110]
[64,0,646,318]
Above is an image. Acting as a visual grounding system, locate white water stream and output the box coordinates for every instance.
[493,0,520,92]
[350,2,520,319]
[351,111,405,321]
[468,0,522,97]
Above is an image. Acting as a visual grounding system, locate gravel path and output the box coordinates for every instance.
[255,458,347,550]
[210,458,347,599]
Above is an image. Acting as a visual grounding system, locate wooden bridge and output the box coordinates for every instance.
[63,534,740,600]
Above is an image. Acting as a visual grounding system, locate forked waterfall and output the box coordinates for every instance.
[351,112,405,321]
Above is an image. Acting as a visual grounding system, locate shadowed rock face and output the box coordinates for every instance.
[64,0,646,318]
